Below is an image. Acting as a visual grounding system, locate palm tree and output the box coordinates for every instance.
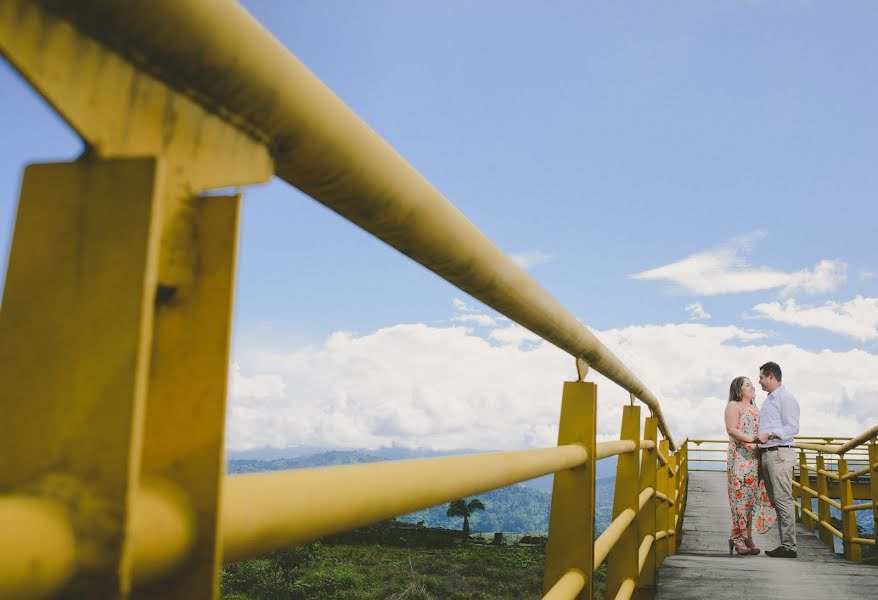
[446,498,485,538]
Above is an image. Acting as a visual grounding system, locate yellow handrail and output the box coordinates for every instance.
[33,0,676,449]
[543,569,586,600]
[222,445,588,562]
[0,481,194,598]
[837,424,878,454]
[596,440,638,460]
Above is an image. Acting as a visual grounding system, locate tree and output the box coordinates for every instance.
[446,498,486,538]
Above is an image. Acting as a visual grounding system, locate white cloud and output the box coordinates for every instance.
[630,232,846,297]
[227,318,875,453]
[751,296,878,341]
[453,313,497,327]
[229,362,285,399]
[452,297,477,312]
[685,302,711,321]
[859,270,877,283]
[510,250,553,270]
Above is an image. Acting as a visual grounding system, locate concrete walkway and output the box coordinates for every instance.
[656,471,878,600]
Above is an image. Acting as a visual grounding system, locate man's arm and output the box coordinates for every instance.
[777,392,800,440]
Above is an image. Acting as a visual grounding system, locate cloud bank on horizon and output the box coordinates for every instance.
[227,298,877,453]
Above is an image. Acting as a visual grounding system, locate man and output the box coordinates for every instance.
[756,361,801,558]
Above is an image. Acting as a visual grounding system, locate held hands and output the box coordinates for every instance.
[756,432,770,444]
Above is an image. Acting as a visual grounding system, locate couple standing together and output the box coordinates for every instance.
[725,361,801,558]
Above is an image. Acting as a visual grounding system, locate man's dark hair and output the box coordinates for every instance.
[760,361,782,382]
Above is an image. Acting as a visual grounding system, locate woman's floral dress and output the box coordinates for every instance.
[727,403,775,539]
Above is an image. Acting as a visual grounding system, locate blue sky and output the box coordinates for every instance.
[1,1,876,449]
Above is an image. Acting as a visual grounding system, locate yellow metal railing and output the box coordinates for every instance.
[0,2,688,599]
[688,428,878,564]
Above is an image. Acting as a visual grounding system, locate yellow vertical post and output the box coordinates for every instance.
[544,382,597,600]
[655,440,670,566]
[607,406,641,599]
[0,159,163,597]
[798,452,814,531]
[134,192,243,599]
[871,444,878,546]
[815,455,834,549]
[635,417,658,600]
[666,453,678,555]
[837,458,862,562]
[676,442,688,538]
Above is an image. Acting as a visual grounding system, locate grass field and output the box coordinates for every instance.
[221,539,608,599]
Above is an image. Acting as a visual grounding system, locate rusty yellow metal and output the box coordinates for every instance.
[636,417,658,600]
[0,496,76,600]
[655,440,671,565]
[542,569,586,600]
[607,406,641,600]
[597,440,638,460]
[0,158,163,596]
[223,444,587,563]
[837,459,862,561]
[815,456,834,549]
[8,0,675,449]
[543,382,597,599]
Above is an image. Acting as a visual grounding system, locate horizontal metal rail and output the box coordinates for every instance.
[596,440,638,460]
[615,578,636,600]
[594,509,637,571]
[842,502,877,513]
[817,518,843,539]
[0,481,194,599]
[836,424,878,454]
[42,0,676,448]
[638,535,655,573]
[222,445,587,562]
[639,487,655,510]
[543,569,586,600]
[852,537,877,546]
[817,468,840,481]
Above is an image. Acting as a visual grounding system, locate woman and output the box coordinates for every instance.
[725,376,775,555]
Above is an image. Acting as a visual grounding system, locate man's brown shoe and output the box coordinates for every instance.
[765,546,797,558]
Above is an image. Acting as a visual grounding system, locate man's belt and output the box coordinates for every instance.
[761,445,793,451]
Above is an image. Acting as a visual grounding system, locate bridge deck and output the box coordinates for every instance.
[656,471,878,600]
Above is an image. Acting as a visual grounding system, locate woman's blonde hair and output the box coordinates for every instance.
[728,376,748,403]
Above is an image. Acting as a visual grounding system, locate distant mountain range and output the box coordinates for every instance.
[226,448,617,534]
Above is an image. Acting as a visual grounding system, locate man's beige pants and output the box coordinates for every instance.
[760,446,797,550]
